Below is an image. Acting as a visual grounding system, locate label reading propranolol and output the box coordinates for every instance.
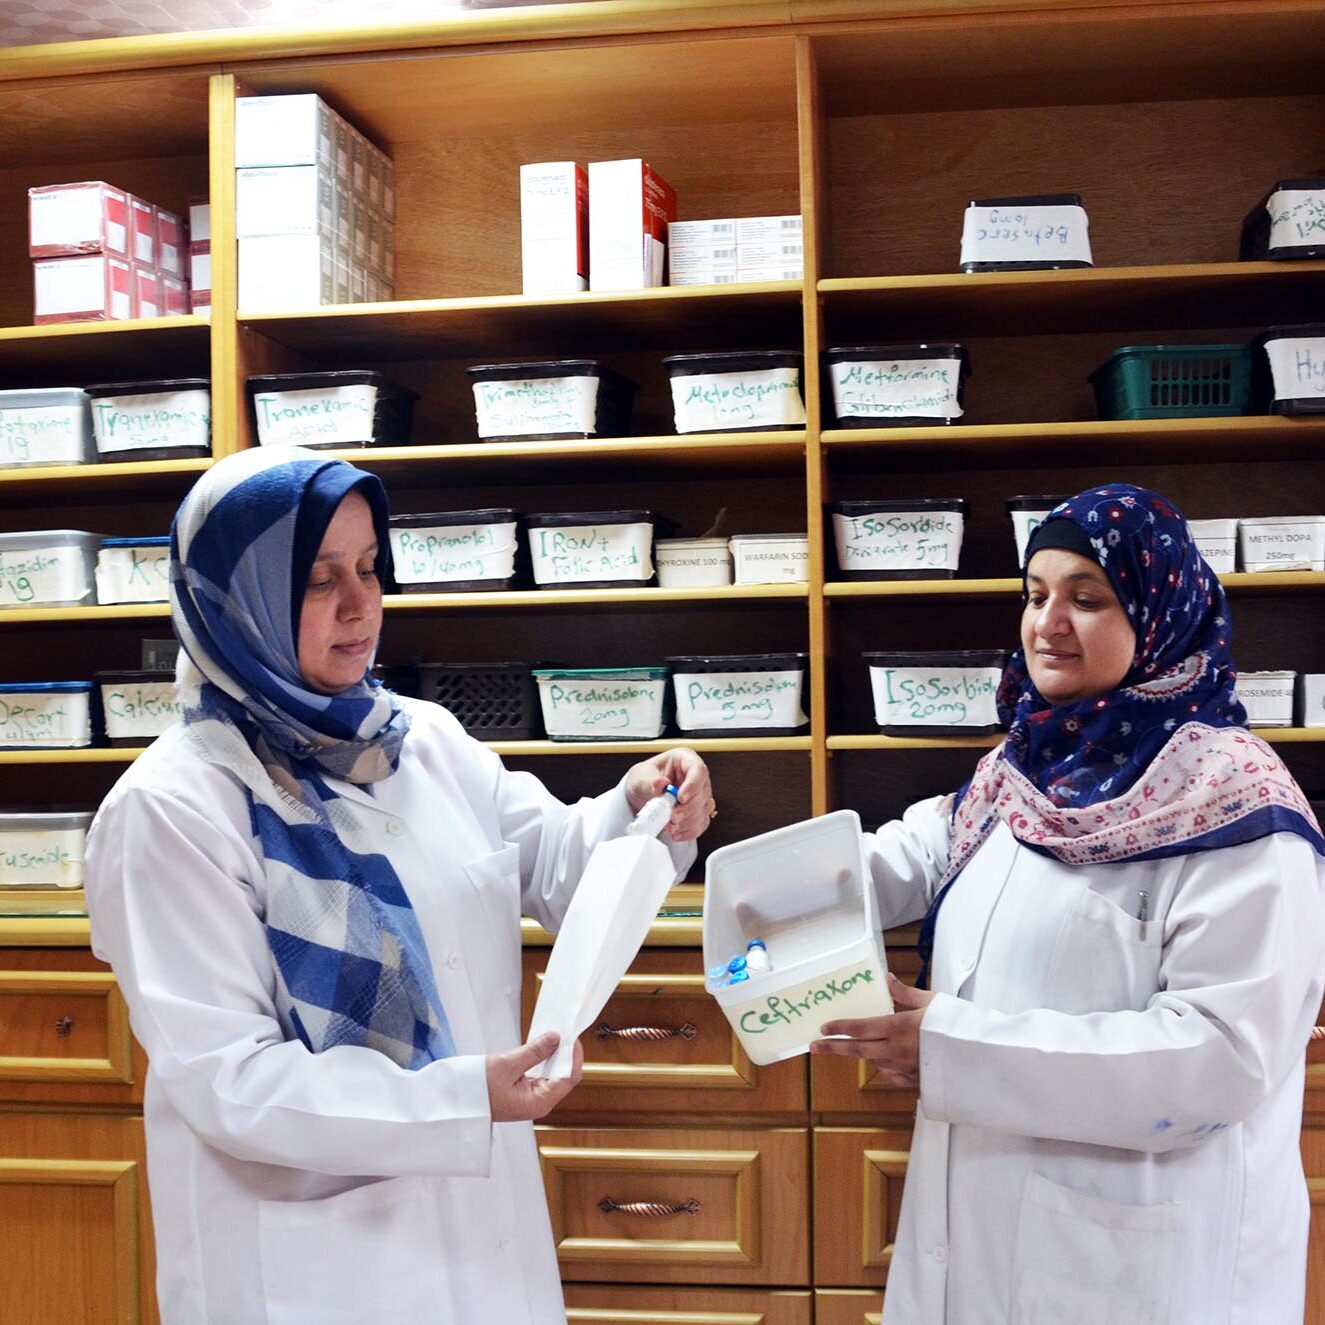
[389,522,518,584]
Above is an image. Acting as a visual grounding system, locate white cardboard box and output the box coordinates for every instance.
[736,214,803,247]
[588,158,676,291]
[238,235,337,310]
[237,166,336,238]
[33,254,132,323]
[28,182,130,259]
[520,161,588,295]
[236,93,338,167]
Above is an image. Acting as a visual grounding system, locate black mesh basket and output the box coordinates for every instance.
[416,662,540,740]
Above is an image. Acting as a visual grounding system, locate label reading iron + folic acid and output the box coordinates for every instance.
[530,523,652,584]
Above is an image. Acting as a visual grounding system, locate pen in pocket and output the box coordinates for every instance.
[1137,889,1150,942]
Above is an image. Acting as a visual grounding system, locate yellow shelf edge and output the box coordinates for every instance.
[0,458,210,487]
[489,736,813,756]
[0,316,208,343]
[0,748,144,764]
[332,432,806,464]
[828,728,1325,751]
[821,417,1325,446]
[825,572,1325,599]
[384,584,807,610]
[0,604,171,624]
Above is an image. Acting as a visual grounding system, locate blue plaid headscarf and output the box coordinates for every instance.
[171,445,456,1068]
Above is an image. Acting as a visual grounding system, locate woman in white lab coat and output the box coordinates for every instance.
[813,484,1325,1325]
[84,445,714,1325]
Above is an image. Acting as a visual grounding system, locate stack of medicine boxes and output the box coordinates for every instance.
[666,215,804,286]
[235,94,396,312]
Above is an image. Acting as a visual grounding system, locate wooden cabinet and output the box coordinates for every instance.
[564,1283,813,1324]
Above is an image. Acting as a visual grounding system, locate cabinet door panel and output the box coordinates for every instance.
[0,970,132,1084]
[813,1128,912,1288]
[539,1125,809,1285]
[813,1289,885,1325]
[563,1284,812,1324]
[1304,988,1324,1126]
[1305,1129,1325,1325]
[524,949,807,1116]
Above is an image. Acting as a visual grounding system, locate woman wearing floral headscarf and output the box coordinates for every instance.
[84,445,714,1325]
[813,484,1325,1325]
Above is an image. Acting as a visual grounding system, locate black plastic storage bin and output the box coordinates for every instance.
[524,509,674,589]
[864,649,1009,736]
[960,193,1092,273]
[247,371,418,449]
[1240,180,1325,262]
[387,510,525,592]
[1254,325,1325,416]
[661,350,805,434]
[665,653,809,737]
[415,662,540,740]
[466,361,637,442]
[83,379,211,462]
[824,345,970,427]
[92,669,182,747]
[827,498,969,581]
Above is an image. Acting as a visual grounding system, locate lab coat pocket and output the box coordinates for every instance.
[1045,883,1164,1014]
[1010,1172,1177,1325]
[464,843,523,994]
[257,1175,453,1324]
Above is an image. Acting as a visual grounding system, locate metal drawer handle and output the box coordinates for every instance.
[594,1022,697,1043]
[598,1197,701,1218]
[54,1016,75,1037]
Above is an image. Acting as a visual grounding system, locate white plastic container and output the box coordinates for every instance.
[0,388,95,468]
[94,671,182,744]
[1186,518,1238,575]
[1236,670,1296,727]
[0,682,93,748]
[1296,674,1325,728]
[866,650,1008,733]
[703,810,892,1066]
[525,511,662,588]
[95,536,170,605]
[84,379,211,461]
[667,653,809,735]
[0,530,100,609]
[1005,495,1068,569]
[388,511,521,592]
[0,810,94,888]
[1237,515,1325,572]
[654,537,733,588]
[829,499,967,579]
[729,533,809,585]
[531,667,669,740]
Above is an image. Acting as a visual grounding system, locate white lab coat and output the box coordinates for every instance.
[84,697,694,1325]
[866,797,1325,1325]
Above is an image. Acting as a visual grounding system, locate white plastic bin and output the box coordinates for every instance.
[94,671,182,744]
[1236,670,1296,727]
[866,650,1008,734]
[525,511,664,588]
[1296,674,1325,729]
[0,810,94,888]
[0,388,95,468]
[1186,518,1238,575]
[0,530,100,609]
[1006,495,1068,569]
[1237,515,1325,572]
[84,379,211,462]
[655,538,733,588]
[729,533,808,585]
[95,536,170,604]
[829,499,967,579]
[666,653,809,735]
[703,810,892,1066]
[0,682,93,748]
[531,667,669,740]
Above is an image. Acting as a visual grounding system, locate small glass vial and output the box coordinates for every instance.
[744,939,771,975]
[626,784,679,837]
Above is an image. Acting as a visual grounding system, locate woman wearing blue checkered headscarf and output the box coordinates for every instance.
[85,445,715,1325]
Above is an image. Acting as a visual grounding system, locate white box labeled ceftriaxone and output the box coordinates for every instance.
[29,182,130,258]
[704,810,891,1066]
[1237,515,1325,572]
[588,159,677,291]
[1236,670,1296,727]
[0,811,93,888]
[0,683,92,749]
[33,254,132,323]
[235,94,338,167]
[520,162,588,295]
[236,166,336,238]
[238,235,337,310]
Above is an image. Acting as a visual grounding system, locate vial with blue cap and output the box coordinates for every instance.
[626,784,679,838]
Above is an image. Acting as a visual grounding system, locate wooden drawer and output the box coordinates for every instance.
[1305,1128,1325,1325]
[810,949,921,1120]
[523,949,806,1118]
[813,1129,912,1288]
[538,1125,809,1285]
[1304,988,1325,1126]
[0,968,132,1086]
[814,1290,885,1325]
[563,1284,812,1323]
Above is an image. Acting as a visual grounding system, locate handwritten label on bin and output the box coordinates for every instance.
[829,358,963,420]
[670,368,805,434]
[869,664,1000,728]
[959,204,1091,266]
[1267,188,1325,251]
[255,384,378,447]
[0,691,90,748]
[530,522,652,584]
[0,546,90,608]
[675,669,806,731]
[100,681,182,741]
[389,522,517,585]
[0,405,86,467]
[0,826,86,887]
[95,545,170,604]
[832,510,963,573]
[92,390,210,453]
[472,376,598,439]
[1265,336,1325,404]
[736,965,882,1037]
[536,676,665,738]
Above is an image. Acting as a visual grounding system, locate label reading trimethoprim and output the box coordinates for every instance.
[0,546,91,608]
[0,827,86,887]
[670,368,805,433]
[960,204,1091,266]
[675,670,806,731]
[254,384,377,447]
[829,357,963,421]
[472,376,598,439]
[0,405,86,466]
[1267,188,1325,251]
[869,665,1001,728]
[389,522,518,585]
[1265,336,1325,404]
[832,510,963,573]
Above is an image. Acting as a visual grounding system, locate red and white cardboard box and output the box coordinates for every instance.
[187,197,211,245]
[129,196,156,266]
[33,254,132,323]
[189,244,212,306]
[29,182,130,259]
[520,161,588,296]
[157,209,185,277]
[132,264,160,318]
[161,273,190,317]
[588,158,676,291]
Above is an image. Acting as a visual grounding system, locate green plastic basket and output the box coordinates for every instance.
[1089,344,1254,420]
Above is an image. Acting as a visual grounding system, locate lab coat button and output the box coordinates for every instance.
[385,819,404,836]
[446,953,462,970]
[932,1245,947,1263]
[497,1236,512,1251]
